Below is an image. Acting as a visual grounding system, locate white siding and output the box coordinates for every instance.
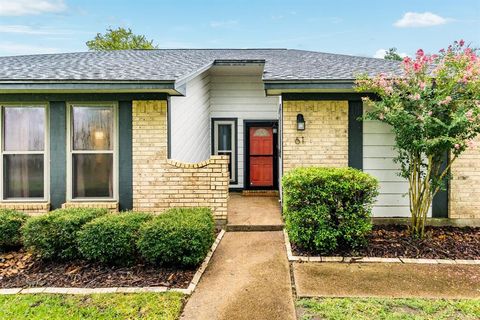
[363,120,432,217]
[210,73,280,188]
[170,71,211,163]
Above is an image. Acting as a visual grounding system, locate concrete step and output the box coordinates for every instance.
[226,224,284,232]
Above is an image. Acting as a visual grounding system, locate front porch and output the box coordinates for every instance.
[226,192,284,231]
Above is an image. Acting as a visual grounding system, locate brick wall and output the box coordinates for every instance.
[132,100,229,223]
[0,203,50,216]
[449,136,480,219]
[282,100,348,172]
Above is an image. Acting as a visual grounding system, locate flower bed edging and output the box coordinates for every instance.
[0,229,226,296]
[283,229,480,265]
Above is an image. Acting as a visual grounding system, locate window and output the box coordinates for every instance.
[213,119,236,183]
[1,105,48,200]
[68,104,117,200]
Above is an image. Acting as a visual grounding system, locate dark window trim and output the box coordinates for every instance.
[244,120,279,190]
[211,118,238,185]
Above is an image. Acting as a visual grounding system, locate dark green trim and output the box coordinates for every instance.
[0,93,168,102]
[0,82,175,92]
[266,82,354,91]
[282,93,372,101]
[211,118,238,185]
[348,100,363,169]
[243,120,279,190]
[49,101,67,209]
[118,101,133,211]
[432,153,449,218]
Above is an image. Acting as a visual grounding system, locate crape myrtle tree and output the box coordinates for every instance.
[356,40,480,237]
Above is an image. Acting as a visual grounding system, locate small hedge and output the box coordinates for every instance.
[78,212,152,265]
[138,208,215,268]
[0,209,28,251]
[22,208,108,260]
[283,167,379,254]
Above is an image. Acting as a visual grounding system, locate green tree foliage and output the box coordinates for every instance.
[356,40,480,237]
[86,27,157,51]
[383,48,403,61]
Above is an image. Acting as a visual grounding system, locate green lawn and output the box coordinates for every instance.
[297,297,480,320]
[0,292,185,320]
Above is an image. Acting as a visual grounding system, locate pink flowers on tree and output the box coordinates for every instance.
[356,40,480,237]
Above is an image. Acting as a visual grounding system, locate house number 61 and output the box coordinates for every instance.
[295,137,305,144]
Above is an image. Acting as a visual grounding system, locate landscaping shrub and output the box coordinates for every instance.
[0,209,28,251]
[137,208,215,268]
[282,167,379,253]
[78,212,152,265]
[22,208,108,260]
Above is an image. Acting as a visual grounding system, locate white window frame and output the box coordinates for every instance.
[213,119,236,183]
[66,102,118,202]
[0,103,50,202]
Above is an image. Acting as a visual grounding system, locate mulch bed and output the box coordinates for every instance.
[292,225,480,260]
[0,250,195,289]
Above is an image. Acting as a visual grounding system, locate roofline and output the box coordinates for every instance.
[263,80,356,95]
[0,80,184,96]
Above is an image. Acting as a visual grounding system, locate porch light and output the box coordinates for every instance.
[296,114,305,131]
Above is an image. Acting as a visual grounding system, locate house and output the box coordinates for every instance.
[0,49,477,225]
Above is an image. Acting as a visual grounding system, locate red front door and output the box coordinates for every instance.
[249,127,274,187]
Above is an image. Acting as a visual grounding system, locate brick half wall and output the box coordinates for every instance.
[132,100,229,223]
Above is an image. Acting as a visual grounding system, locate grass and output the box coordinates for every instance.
[0,292,185,320]
[297,297,480,320]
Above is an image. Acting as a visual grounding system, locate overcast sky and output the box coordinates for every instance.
[0,0,478,57]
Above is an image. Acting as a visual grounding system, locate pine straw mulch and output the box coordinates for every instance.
[0,250,195,289]
[292,225,480,260]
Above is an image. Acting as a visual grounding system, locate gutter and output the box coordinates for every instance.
[263,79,356,95]
[0,80,184,96]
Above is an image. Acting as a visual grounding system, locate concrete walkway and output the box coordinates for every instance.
[227,193,283,230]
[181,231,296,320]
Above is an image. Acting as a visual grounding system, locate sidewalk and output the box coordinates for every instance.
[181,231,296,320]
[294,262,480,299]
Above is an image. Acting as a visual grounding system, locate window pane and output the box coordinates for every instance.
[217,124,232,150]
[4,154,44,198]
[73,154,113,198]
[73,107,113,150]
[4,107,45,151]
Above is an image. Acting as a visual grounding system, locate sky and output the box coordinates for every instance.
[0,0,479,57]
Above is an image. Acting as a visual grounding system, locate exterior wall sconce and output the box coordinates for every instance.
[296,114,305,131]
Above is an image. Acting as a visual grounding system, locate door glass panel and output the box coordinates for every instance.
[253,128,270,137]
[4,154,44,198]
[73,154,113,198]
[72,107,113,151]
[4,107,45,151]
[217,124,232,150]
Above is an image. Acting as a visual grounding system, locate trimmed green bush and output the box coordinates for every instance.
[22,208,107,260]
[137,208,215,268]
[282,167,379,253]
[78,212,152,265]
[0,209,28,251]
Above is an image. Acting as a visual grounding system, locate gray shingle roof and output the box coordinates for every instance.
[0,49,402,82]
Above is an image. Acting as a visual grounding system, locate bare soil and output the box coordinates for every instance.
[0,250,195,289]
[292,225,480,259]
